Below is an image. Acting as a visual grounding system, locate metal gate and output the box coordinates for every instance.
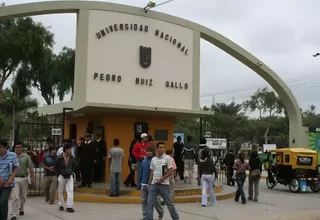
[15,114,63,195]
[199,118,231,185]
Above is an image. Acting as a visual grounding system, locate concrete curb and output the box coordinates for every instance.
[58,185,235,204]
[74,184,224,196]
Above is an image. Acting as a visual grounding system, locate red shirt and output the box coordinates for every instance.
[133,141,151,161]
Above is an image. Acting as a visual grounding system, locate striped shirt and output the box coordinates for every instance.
[233,160,250,174]
[0,151,20,187]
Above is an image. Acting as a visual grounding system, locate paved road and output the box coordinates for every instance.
[8,179,320,220]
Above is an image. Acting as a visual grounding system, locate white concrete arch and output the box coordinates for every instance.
[0,1,303,147]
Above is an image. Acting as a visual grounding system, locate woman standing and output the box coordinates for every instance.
[123,140,137,187]
[199,148,217,207]
[233,153,250,204]
[248,151,261,202]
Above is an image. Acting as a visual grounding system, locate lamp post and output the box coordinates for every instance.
[62,107,74,139]
[144,0,174,13]
[6,97,15,147]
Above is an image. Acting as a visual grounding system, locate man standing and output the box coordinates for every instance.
[43,147,58,204]
[10,141,34,220]
[0,139,20,220]
[173,136,184,181]
[181,136,196,184]
[94,133,107,183]
[108,138,124,197]
[78,134,97,188]
[146,142,179,220]
[133,133,150,190]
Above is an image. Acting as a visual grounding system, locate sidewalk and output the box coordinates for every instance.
[15,197,320,220]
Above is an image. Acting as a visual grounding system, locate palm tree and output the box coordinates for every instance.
[211,102,243,116]
[0,80,38,116]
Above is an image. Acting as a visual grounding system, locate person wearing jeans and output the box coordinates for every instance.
[199,148,217,207]
[248,151,261,202]
[56,144,76,212]
[233,153,250,204]
[133,133,151,189]
[140,147,163,220]
[108,138,124,196]
[0,139,20,220]
[146,142,179,220]
[43,147,58,204]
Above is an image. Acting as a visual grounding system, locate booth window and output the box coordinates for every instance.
[134,122,148,137]
[285,154,290,163]
[154,129,168,141]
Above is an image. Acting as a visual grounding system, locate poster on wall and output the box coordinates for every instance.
[173,133,185,144]
[206,138,227,149]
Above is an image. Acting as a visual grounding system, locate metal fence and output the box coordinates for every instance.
[14,114,63,196]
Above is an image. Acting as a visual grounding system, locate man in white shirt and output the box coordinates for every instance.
[57,139,73,157]
[146,142,179,220]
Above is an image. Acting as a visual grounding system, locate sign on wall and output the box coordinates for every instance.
[86,10,194,110]
[206,138,227,149]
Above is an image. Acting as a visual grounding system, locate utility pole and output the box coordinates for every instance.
[212,95,215,105]
[232,96,235,103]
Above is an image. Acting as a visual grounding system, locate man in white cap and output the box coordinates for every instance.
[133,133,151,190]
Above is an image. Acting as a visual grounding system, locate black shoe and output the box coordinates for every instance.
[10,217,17,220]
[45,198,49,202]
[234,199,239,202]
[136,186,141,190]
[248,197,253,201]
[201,205,206,207]
[66,208,75,213]
[19,211,24,216]
[59,206,64,211]
[78,184,86,188]
[108,193,117,197]
[242,201,247,204]
[131,183,137,187]
[88,185,92,188]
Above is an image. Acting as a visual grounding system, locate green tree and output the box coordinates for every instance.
[56,47,75,101]
[15,48,57,105]
[243,87,284,144]
[0,17,54,102]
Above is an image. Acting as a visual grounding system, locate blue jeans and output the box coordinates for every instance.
[146,184,179,220]
[235,173,246,203]
[110,172,121,195]
[201,174,217,206]
[141,185,164,219]
[0,187,12,220]
[137,160,143,188]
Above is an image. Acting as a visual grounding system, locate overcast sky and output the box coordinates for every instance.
[4,0,320,113]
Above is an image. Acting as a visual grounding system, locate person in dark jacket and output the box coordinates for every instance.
[123,140,138,187]
[196,138,212,186]
[56,143,76,213]
[248,151,261,202]
[94,133,107,183]
[78,134,97,188]
[173,136,184,181]
[199,148,217,207]
[181,136,196,184]
[223,150,235,186]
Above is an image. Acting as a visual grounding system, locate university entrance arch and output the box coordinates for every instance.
[0,1,304,151]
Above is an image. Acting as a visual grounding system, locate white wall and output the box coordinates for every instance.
[86,10,194,110]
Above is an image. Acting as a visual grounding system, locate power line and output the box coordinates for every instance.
[200,72,320,98]
[203,82,320,105]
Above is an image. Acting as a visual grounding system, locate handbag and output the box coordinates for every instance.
[250,169,261,177]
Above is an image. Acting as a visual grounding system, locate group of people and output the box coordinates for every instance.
[0,132,109,220]
[0,130,263,220]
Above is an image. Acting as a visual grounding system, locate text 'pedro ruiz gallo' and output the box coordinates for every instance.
[95,23,189,55]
